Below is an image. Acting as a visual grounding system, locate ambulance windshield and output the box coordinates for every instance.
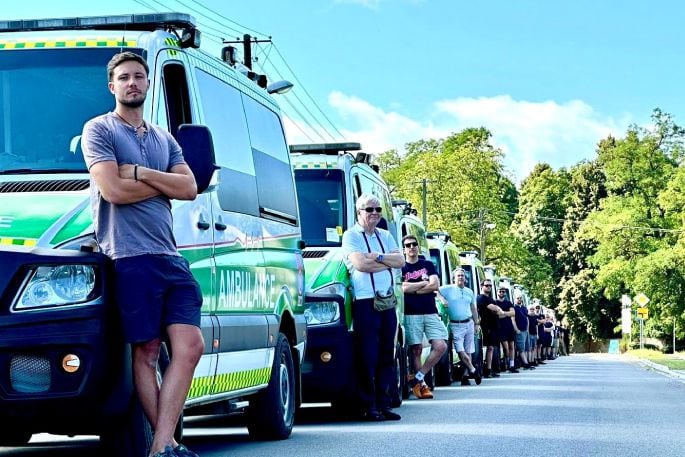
[294,169,346,247]
[0,48,137,173]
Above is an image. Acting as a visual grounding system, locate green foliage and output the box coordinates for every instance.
[377,109,685,348]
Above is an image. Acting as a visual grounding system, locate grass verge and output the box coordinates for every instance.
[626,349,685,370]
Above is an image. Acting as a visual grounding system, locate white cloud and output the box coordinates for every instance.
[283,92,631,184]
[435,95,628,181]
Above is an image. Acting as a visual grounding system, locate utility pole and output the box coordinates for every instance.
[242,34,252,69]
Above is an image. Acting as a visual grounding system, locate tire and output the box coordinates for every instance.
[390,341,406,407]
[0,426,31,447]
[246,333,295,440]
[100,395,152,457]
[435,340,453,386]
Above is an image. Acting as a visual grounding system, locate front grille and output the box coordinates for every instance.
[10,355,51,393]
[0,179,89,193]
[303,250,329,258]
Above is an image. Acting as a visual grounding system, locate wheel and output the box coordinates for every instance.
[246,333,295,440]
[100,395,152,457]
[0,426,31,447]
[390,341,406,407]
[435,339,453,386]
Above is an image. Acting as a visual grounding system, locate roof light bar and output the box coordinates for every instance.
[289,142,362,155]
[0,12,195,33]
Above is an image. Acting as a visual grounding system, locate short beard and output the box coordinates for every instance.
[120,97,146,108]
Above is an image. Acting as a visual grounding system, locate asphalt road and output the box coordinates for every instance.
[2,353,684,457]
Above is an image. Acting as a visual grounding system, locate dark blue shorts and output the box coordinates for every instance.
[114,254,202,343]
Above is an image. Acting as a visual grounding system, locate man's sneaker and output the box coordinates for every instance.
[411,381,424,399]
[380,409,401,421]
[471,370,482,385]
[460,376,471,386]
[150,445,176,457]
[174,444,199,457]
[362,409,385,422]
[419,383,434,399]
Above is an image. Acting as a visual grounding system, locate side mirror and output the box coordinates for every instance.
[177,124,218,194]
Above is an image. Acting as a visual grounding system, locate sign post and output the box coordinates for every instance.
[634,293,650,350]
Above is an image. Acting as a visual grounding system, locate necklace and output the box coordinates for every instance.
[114,111,146,131]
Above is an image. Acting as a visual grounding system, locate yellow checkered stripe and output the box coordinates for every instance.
[165,37,179,56]
[0,237,37,246]
[0,40,137,49]
[187,367,271,399]
[293,162,335,169]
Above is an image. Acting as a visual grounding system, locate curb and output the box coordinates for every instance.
[634,358,685,382]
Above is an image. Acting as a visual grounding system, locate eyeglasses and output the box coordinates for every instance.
[482,284,492,288]
[363,207,383,213]
[403,242,418,248]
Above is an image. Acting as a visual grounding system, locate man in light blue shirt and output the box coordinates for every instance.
[437,268,481,385]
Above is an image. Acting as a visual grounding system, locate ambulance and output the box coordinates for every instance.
[0,12,305,455]
[289,142,408,411]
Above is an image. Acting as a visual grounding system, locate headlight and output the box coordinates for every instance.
[304,300,340,325]
[14,265,97,310]
[304,282,345,325]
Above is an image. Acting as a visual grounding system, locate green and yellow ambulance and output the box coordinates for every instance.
[0,12,305,455]
[290,142,408,410]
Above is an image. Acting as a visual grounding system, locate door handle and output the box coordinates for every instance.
[215,222,227,231]
[197,220,210,230]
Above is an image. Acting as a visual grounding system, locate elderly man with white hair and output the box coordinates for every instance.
[342,193,405,421]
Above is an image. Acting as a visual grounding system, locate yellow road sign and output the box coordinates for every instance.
[637,307,649,319]
[635,293,650,307]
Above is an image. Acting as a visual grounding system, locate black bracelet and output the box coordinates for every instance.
[134,164,138,181]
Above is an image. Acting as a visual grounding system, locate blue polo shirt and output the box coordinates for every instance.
[439,285,475,321]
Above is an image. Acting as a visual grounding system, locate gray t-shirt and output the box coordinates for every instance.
[81,112,186,259]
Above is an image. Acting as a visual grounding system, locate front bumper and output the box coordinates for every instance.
[0,247,133,436]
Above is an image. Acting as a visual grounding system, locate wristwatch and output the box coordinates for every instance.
[376,254,384,263]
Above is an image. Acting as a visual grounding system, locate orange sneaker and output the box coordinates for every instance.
[411,382,424,399]
[419,383,434,399]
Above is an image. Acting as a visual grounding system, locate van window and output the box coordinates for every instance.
[162,63,192,137]
[295,169,345,246]
[243,95,298,224]
[194,68,259,216]
[194,68,253,173]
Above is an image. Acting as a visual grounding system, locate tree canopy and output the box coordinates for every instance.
[379,109,685,349]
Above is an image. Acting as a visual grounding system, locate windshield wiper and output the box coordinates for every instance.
[0,168,88,175]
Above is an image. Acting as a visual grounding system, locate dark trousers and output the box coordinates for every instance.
[352,297,397,412]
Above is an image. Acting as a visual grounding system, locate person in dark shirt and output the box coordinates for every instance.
[401,235,447,399]
[495,288,517,373]
[542,314,554,359]
[477,280,504,378]
[527,305,539,366]
[536,306,547,364]
[513,295,534,370]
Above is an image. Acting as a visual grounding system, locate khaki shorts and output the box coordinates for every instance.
[405,314,448,345]
[450,320,475,354]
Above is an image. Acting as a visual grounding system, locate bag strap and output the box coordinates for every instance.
[362,230,393,292]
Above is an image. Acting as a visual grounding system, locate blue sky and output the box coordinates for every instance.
[5,1,685,182]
